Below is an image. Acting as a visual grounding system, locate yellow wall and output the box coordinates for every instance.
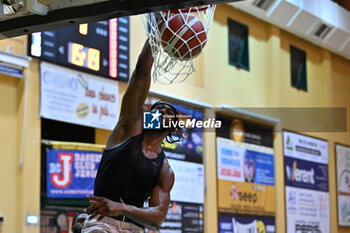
[0,37,41,233]
[1,3,350,233]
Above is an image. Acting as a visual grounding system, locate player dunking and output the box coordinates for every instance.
[82,40,184,233]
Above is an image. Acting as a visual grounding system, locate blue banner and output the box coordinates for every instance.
[284,157,328,192]
[244,149,275,185]
[46,149,102,198]
[0,64,23,78]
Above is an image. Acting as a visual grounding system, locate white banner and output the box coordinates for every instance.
[283,131,328,164]
[40,62,119,130]
[217,137,245,182]
[283,131,330,233]
[336,144,350,226]
[285,186,330,233]
[167,158,204,204]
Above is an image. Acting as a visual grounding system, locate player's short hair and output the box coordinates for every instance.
[150,101,185,143]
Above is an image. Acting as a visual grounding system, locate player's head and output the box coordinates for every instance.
[71,213,88,233]
[149,100,185,143]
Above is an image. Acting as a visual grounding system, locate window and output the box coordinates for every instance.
[41,118,95,143]
[290,45,307,91]
[228,18,250,71]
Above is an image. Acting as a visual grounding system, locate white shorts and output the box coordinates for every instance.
[82,215,144,233]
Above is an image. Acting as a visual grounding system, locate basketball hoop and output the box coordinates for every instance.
[141,5,216,84]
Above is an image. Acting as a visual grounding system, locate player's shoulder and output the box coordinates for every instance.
[160,157,174,179]
[158,157,175,190]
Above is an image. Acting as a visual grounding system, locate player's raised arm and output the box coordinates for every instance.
[106,40,153,148]
[120,39,153,121]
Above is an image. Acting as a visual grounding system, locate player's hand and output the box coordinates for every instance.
[84,195,126,221]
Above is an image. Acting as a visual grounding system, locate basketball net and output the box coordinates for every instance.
[141,5,216,84]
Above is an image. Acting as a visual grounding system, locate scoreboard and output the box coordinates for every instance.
[29,17,129,82]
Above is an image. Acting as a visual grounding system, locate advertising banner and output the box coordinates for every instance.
[216,114,275,217]
[168,159,204,204]
[283,131,329,233]
[40,62,119,130]
[46,149,102,198]
[336,144,350,226]
[285,186,329,233]
[284,157,328,192]
[218,212,275,233]
[218,179,275,216]
[283,131,328,164]
[217,137,274,185]
[41,207,82,233]
[158,201,204,233]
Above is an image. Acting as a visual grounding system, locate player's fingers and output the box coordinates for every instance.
[84,203,98,213]
[86,195,103,201]
[88,211,99,220]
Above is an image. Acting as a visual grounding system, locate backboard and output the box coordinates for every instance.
[0,0,246,39]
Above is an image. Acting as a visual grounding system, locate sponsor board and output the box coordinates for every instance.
[40,62,119,130]
[167,159,204,204]
[285,186,329,231]
[283,131,328,164]
[284,157,328,192]
[216,115,275,217]
[217,137,274,185]
[336,144,350,226]
[283,131,329,233]
[46,149,102,198]
[218,212,275,233]
[157,202,203,233]
[218,180,275,216]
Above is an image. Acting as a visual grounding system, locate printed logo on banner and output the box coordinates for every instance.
[285,160,315,185]
[47,149,102,198]
[49,152,74,188]
[338,169,350,194]
[143,110,161,129]
[218,213,276,233]
[286,136,293,151]
[284,157,328,192]
[288,191,296,206]
[294,221,321,233]
[230,184,239,200]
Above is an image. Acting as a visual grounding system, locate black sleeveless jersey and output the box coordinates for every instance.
[94,133,165,208]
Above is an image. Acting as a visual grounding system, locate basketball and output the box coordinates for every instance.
[161,13,207,60]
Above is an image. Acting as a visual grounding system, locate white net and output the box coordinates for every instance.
[141,5,216,84]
